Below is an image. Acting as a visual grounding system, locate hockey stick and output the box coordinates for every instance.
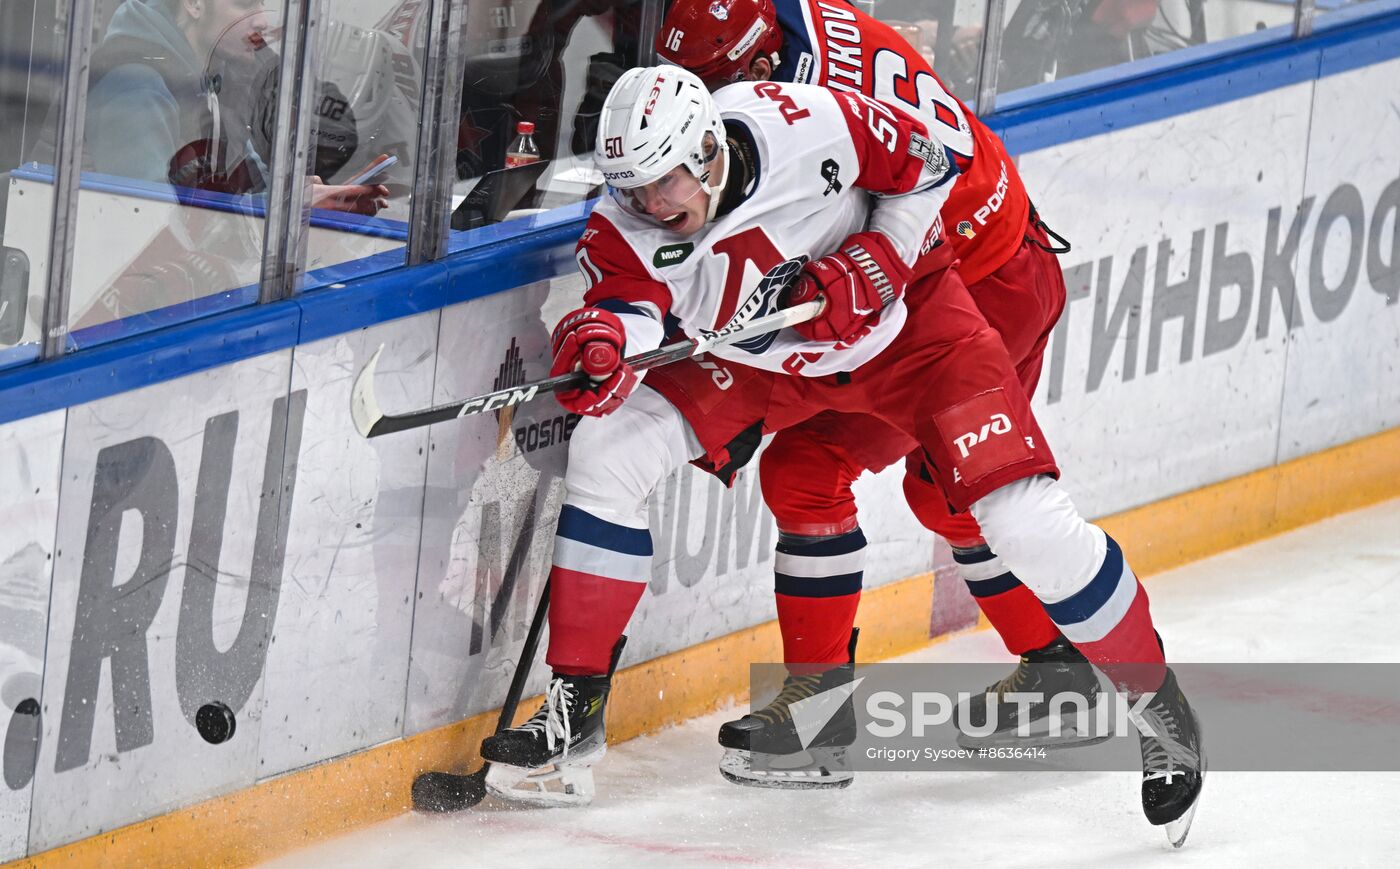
[411,576,552,812]
[350,298,825,438]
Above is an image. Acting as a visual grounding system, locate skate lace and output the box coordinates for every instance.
[991,657,1034,698]
[753,674,822,725]
[518,678,576,758]
[1139,706,1199,785]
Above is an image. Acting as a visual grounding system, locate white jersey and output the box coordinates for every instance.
[575,80,954,377]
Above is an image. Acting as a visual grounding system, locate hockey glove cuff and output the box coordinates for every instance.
[786,232,911,345]
[549,307,639,417]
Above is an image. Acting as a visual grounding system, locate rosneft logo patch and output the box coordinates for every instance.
[654,242,694,267]
[957,220,976,240]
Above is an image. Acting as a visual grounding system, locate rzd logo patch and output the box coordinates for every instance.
[933,389,1034,485]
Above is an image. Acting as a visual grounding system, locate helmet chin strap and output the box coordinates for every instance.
[703,141,730,222]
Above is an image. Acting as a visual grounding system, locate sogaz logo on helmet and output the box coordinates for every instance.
[603,168,636,181]
[654,242,694,267]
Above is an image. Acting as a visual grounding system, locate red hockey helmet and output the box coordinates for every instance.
[655,0,784,90]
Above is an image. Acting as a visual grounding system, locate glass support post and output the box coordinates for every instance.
[638,0,666,66]
[1295,0,1317,38]
[408,0,468,266]
[259,0,320,302]
[39,0,95,359]
[975,0,1007,116]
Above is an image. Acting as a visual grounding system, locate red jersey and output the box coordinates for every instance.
[773,0,1031,284]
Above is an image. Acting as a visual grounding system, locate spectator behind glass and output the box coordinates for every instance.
[873,0,984,98]
[84,0,387,215]
[999,0,1169,92]
[457,0,642,181]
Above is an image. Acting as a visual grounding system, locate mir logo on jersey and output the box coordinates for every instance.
[654,242,695,267]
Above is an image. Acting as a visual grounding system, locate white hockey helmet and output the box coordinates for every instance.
[595,65,729,221]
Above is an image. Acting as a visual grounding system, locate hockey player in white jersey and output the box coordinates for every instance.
[456,66,1202,844]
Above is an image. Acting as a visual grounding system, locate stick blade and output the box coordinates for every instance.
[350,345,386,438]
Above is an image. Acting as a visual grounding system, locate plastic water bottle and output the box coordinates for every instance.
[505,121,540,168]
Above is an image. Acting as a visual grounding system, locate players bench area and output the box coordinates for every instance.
[1,0,1399,864]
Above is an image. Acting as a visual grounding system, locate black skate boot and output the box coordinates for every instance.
[717,629,859,789]
[1137,667,1205,848]
[954,636,1107,750]
[480,638,624,807]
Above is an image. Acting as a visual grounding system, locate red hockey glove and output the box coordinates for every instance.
[549,307,639,417]
[785,232,912,345]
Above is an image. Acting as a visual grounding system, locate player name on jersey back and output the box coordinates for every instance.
[778,0,1031,283]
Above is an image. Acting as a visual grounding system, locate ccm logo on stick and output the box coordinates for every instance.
[457,386,540,417]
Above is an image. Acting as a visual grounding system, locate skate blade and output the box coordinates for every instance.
[484,743,606,808]
[956,710,1111,752]
[1165,712,1206,849]
[718,748,854,790]
[1165,799,1199,848]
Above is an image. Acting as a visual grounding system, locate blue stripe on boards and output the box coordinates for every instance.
[556,505,652,557]
[1044,536,1127,625]
[990,9,1400,154]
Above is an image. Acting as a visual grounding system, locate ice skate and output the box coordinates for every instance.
[954,636,1107,750]
[1136,667,1205,848]
[480,638,624,808]
[480,671,613,807]
[718,630,858,790]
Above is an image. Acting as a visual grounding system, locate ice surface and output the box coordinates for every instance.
[262,499,1400,867]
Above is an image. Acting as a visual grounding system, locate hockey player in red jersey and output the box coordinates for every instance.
[424,64,1203,843]
[658,0,1096,752]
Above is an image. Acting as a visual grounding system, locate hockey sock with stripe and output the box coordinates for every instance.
[1043,534,1166,695]
[773,528,865,674]
[953,544,1061,655]
[546,505,650,676]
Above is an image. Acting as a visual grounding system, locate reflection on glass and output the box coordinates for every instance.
[1315,0,1391,25]
[0,2,65,365]
[59,0,294,335]
[297,1,432,284]
[39,0,417,334]
[997,0,1297,93]
[450,0,647,236]
[871,0,991,103]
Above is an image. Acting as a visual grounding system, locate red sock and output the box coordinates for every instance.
[1043,535,1166,694]
[952,544,1060,655]
[775,592,861,673]
[546,567,646,675]
[545,506,652,675]
[773,529,865,674]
